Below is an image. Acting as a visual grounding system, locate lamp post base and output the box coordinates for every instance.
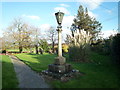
[54,56,66,65]
[42,56,79,80]
[42,66,79,80]
[48,63,72,74]
[49,56,72,74]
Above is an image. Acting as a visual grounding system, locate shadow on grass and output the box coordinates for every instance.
[1,55,19,88]
[27,53,57,58]
[27,53,57,62]
[15,53,57,72]
[15,53,120,88]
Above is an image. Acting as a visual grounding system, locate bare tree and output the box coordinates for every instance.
[30,26,41,54]
[6,18,33,53]
[1,29,17,50]
[46,26,57,53]
[0,37,6,50]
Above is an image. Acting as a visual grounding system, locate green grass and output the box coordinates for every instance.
[15,52,120,88]
[7,48,33,52]
[1,55,19,88]
[15,53,57,72]
[7,49,19,52]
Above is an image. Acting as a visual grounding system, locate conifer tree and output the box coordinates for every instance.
[72,5,102,42]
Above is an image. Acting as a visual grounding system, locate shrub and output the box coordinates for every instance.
[2,50,6,53]
[39,39,49,53]
[62,44,69,53]
[90,38,112,55]
[67,29,92,62]
[111,33,120,64]
[69,45,90,62]
[102,39,111,55]
[90,43,103,53]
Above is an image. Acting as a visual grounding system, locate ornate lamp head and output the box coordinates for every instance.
[55,11,64,26]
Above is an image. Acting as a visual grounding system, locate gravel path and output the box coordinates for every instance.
[9,55,51,88]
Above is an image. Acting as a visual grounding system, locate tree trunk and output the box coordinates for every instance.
[35,45,38,54]
[52,41,55,53]
[19,46,23,53]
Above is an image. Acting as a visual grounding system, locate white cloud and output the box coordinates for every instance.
[62,28,71,42]
[39,16,74,41]
[1,0,119,2]
[54,7,70,15]
[88,11,98,18]
[27,16,40,20]
[22,14,40,20]
[62,16,74,41]
[101,30,117,38]
[62,15,74,28]
[40,24,51,31]
[39,24,51,38]
[77,0,104,10]
[0,30,3,37]
[106,10,112,14]
[59,4,70,7]
[53,5,73,41]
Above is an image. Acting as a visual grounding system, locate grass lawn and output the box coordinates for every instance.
[1,55,19,88]
[7,48,33,52]
[15,52,120,88]
[15,53,57,72]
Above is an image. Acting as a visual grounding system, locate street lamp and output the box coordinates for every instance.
[55,11,64,26]
[55,11,64,57]
[42,11,73,79]
[54,11,66,65]
[48,11,72,74]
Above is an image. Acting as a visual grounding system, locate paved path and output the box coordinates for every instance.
[9,55,50,88]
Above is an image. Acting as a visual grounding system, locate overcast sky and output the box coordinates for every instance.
[1,0,119,40]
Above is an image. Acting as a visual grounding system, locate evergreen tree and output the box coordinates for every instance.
[39,39,49,52]
[72,5,102,42]
[67,5,102,62]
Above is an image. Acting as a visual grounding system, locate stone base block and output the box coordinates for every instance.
[48,64,72,74]
[54,56,66,65]
[42,69,80,80]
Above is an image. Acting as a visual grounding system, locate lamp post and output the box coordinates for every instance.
[43,11,73,79]
[55,11,64,57]
[54,11,66,65]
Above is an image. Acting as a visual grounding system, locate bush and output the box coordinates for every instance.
[90,38,112,55]
[67,29,92,62]
[62,44,69,53]
[69,45,90,62]
[2,50,6,53]
[102,40,111,55]
[39,39,49,53]
[111,33,120,64]
[90,44,103,53]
